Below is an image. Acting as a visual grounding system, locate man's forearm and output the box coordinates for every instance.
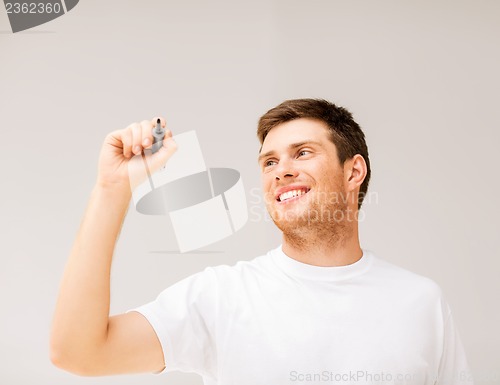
[50,184,131,369]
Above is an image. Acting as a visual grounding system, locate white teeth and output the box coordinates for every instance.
[279,189,307,202]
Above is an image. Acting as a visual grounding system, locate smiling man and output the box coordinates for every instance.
[51,99,474,385]
[257,109,368,268]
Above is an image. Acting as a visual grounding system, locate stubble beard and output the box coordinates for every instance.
[268,189,351,251]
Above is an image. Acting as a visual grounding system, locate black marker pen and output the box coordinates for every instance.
[152,118,165,154]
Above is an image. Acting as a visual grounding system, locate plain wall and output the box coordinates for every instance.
[0,0,498,384]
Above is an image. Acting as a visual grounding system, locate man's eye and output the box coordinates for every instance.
[298,150,310,157]
[265,160,277,167]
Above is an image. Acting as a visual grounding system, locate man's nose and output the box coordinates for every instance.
[274,158,298,180]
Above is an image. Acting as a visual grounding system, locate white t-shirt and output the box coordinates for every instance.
[128,246,474,385]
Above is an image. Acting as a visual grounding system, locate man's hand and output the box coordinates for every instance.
[96,117,177,192]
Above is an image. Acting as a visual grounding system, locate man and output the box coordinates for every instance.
[50,99,473,384]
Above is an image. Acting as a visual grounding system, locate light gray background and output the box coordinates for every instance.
[1,0,499,384]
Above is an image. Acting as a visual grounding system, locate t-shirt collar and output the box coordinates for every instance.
[270,244,373,281]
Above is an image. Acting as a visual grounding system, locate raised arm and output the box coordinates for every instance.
[50,118,176,376]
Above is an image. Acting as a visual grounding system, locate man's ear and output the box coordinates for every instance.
[344,154,367,193]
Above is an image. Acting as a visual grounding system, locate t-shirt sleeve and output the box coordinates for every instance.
[126,266,218,378]
[436,304,474,385]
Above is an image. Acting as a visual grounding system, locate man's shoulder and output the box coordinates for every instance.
[369,251,443,297]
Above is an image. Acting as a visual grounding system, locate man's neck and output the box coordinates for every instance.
[281,227,363,267]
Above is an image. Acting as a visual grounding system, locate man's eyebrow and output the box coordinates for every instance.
[257,140,323,162]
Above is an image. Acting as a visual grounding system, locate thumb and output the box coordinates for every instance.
[147,135,178,174]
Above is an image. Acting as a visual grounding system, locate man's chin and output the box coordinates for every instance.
[269,202,351,232]
[269,205,309,224]
[270,211,316,233]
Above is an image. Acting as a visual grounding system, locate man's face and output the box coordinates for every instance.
[258,118,349,236]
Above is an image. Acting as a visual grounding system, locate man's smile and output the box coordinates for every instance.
[275,185,311,203]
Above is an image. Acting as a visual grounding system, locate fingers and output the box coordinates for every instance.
[122,116,169,158]
[120,127,134,158]
[132,122,144,155]
[141,121,152,148]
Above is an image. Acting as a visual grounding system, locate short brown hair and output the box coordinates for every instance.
[257,98,371,209]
